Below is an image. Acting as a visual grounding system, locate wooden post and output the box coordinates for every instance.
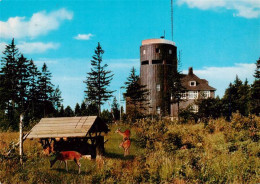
[19,113,24,165]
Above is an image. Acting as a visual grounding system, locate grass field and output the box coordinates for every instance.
[0,114,259,183]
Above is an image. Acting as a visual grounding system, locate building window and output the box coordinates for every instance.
[181,92,186,99]
[156,48,160,53]
[191,105,198,113]
[156,84,160,91]
[156,106,161,114]
[141,60,149,65]
[190,81,196,86]
[202,91,210,98]
[143,50,146,55]
[169,49,172,54]
[188,91,198,99]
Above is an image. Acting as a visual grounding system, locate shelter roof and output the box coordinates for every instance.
[27,116,109,139]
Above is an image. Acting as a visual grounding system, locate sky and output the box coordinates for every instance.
[0,0,259,110]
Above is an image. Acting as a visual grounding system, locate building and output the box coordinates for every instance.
[132,38,216,117]
[27,116,109,158]
[140,38,177,115]
[171,67,216,116]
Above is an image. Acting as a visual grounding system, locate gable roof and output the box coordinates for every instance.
[27,116,109,139]
[181,68,216,91]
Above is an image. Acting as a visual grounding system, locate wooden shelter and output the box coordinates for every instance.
[27,116,109,158]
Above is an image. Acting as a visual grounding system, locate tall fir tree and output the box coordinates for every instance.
[16,54,31,111]
[124,67,149,118]
[27,59,41,117]
[0,39,20,123]
[38,63,55,117]
[111,97,120,120]
[84,42,114,116]
[250,58,260,115]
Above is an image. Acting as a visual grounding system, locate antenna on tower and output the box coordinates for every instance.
[171,0,173,41]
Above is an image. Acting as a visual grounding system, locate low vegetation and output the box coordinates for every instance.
[0,113,259,183]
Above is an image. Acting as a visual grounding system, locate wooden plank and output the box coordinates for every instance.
[40,116,96,122]
[29,130,88,135]
[27,132,87,139]
[35,122,92,126]
[31,125,91,131]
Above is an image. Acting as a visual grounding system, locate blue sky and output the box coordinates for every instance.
[0,0,259,110]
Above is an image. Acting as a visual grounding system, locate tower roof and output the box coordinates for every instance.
[142,39,175,46]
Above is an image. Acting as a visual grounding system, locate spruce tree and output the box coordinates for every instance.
[111,97,120,120]
[51,85,63,112]
[75,103,81,116]
[124,67,149,117]
[16,54,31,110]
[38,63,54,117]
[28,59,41,117]
[84,42,114,116]
[64,106,74,117]
[250,58,260,115]
[0,39,20,122]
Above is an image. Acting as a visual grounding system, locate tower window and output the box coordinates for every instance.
[143,49,146,55]
[156,48,160,53]
[169,49,172,54]
[141,60,149,65]
[152,60,163,64]
[190,81,196,86]
[156,106,161,114]
[156,84,160,91]
[166,60,172,65]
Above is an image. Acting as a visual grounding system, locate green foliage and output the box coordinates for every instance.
[124,67,149,120]
[111,97,120,120]
[0,116,259,183]
[100,109,113,124]
[84,42,114,116]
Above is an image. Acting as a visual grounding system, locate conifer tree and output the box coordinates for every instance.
[84,42,114,116]
[38,63,54,117]
[64,106,74,117]
[0,39,20,121]
[75,103,81,116]
[124,67,149,117]
[51,85,63,112]
[250,58,260,115]
[111,97,120,120]
[16,54,31,110]
[28,59,41,116]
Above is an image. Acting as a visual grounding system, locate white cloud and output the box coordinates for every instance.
[17,42,59,54]
[184,63,255,97]
[74,34,93,40]
[0,8,73,39]
[177,0,260,18]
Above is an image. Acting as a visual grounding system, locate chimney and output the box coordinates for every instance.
[188,67,193,75]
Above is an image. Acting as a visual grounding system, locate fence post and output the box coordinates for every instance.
[19,113,24,165]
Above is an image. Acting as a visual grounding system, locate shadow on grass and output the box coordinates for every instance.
[104,152,135,160]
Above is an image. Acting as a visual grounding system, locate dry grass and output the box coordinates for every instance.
[0,114,259,183]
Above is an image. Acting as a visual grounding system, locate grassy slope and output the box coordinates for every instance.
[0,115,259,183]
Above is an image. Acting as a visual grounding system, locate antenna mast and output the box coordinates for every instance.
[171,0,173,41]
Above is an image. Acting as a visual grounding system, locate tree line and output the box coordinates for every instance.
[0,39,63,130]
[186,58,260,122]
[1,39,258,130]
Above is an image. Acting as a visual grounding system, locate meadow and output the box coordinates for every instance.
[0,113,259,183]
